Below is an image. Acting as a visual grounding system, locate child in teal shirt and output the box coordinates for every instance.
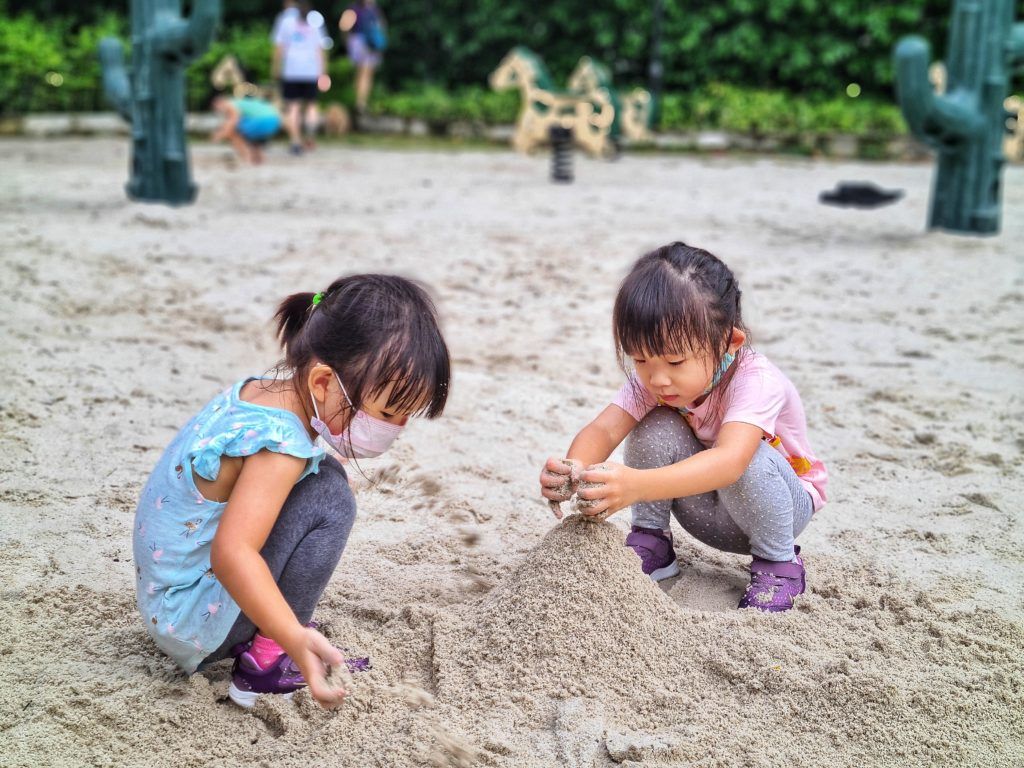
[210,94,282,164]
[134,274,451,708]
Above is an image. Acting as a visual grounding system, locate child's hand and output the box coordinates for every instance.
[576,462,639,521]
[539,457,582,519]
[286,626,347,708]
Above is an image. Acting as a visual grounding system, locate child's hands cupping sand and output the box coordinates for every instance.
[287,626,348,709]
[575,462,639,521]
[539,457,583,519]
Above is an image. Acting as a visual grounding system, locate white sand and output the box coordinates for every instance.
[1,139,1022,767]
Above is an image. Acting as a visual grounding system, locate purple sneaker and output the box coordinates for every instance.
[228,650,306,708]
[738,546,805,612]
[625,526,680,582]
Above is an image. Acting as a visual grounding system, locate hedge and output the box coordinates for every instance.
[9,0,1024,98]
[0,13,920,138]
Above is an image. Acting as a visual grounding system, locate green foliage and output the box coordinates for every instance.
[658,84,904,137]
[5,0,1024,102]
[377,0,971,99]
[325,55,357,108]
[0,2,1004,141]
[0,14,65,115]
[185,25,276,108]
[370,86,519,128]
[62,15,125,111]
[365,83,905,139]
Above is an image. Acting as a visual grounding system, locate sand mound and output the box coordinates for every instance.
[431,515,1024,766]
[5,519,1024,767]
[434,516,686,707]
[4,517,1024,767]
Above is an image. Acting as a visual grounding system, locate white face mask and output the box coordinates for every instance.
[309,371,404,459]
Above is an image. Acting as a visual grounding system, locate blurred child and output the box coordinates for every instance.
[273,1,331,154]
[210,94,282,164]
[133,275,450,708]
[339,0,386,120]
[539,242,827,612]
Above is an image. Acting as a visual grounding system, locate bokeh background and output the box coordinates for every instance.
[4,0,1021,146]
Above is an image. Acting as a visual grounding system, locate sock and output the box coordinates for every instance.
[249,633,285,669]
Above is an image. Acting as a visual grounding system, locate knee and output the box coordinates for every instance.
[318,459,356,528]
[284,457,356,532]
[721,444,782,499]
[624,407,696,470]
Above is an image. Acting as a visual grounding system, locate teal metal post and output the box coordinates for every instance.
[99,0,221,205]
[894,0,1024,235]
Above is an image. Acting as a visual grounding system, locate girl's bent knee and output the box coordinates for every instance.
[281,457,356,529]
[625,408,699,468]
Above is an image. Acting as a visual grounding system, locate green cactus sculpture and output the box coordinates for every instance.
[99,0,221,205]
[894,0,1024,235]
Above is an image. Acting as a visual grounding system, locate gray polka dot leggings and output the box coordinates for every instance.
[625,407,813,562]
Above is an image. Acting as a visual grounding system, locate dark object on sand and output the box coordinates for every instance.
[819,182,904,209]
[344,655,372,673]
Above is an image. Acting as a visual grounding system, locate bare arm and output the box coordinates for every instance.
[638,421,762,500]
[567,404,637,467]
[318,45,329,90]
[210,451,345,706]
[210,102,239,141]
[540,405,637,517]
[211,451,307,648]
[272,44,284,80]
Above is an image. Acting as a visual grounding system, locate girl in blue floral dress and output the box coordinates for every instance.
[133,274,450,708]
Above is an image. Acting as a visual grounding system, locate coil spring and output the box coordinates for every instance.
[549,126,574,183]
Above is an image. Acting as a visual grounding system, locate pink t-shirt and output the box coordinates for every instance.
[611,350,827,512]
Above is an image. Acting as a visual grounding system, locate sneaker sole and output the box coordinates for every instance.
[648,560,680,582]
[228,683,295,709]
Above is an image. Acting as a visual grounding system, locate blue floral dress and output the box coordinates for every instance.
[132,378,325,673]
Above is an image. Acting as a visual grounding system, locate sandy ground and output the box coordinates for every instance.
[1,138,1022,767]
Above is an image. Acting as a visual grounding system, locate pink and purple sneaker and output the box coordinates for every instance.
[625,526,680,582]
[228,647,307,708]
[738,546,806,612]
[227,634,372,708]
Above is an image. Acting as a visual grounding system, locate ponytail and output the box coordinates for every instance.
[274,291,316,364]
[271,274,451,421]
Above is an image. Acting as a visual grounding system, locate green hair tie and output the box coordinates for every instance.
[311,292,324,308]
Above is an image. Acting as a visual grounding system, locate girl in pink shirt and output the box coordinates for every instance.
[539,242,827,612]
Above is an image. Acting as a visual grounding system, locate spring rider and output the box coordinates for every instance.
[894,0,1024,235]
[99,0,221,205]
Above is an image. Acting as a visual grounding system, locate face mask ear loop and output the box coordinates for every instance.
[333,371,355,409]
[309,389,322,422]
[702,351,736,396]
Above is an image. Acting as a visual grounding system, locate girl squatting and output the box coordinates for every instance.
[133,274,450,707]
[540,242,828,612]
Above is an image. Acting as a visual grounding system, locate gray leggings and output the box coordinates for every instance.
[625,408,813,562]
[201,455,356,666]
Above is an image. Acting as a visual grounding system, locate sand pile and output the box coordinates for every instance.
[431,515,1024,766]
[1,581,477,768]
[4,521,1023,767]
[3,142,1023,768]
[434,515,689,708]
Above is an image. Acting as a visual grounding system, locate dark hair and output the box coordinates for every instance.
[274,274,450,426]
[206,89,228,110]
[613,241,748,413]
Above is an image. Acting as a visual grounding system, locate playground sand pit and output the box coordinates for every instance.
[2,138,1023,767]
